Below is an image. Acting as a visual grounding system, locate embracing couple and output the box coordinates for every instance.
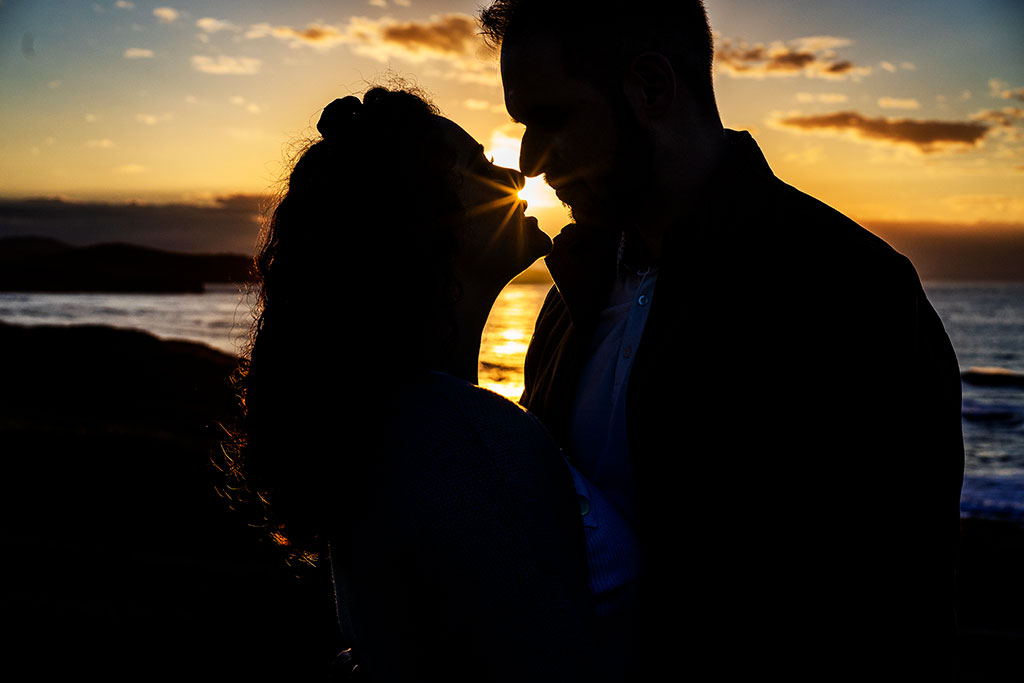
[230,1,964,681]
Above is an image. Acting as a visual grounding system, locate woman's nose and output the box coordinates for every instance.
[511,167,526,191]
[498,165,525,192]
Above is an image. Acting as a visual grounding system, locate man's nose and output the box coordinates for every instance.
[519,128,546,178]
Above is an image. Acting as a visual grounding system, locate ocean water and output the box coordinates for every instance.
[1,281,1021,521]
[0,283,258,356]
[927,283,1024,522]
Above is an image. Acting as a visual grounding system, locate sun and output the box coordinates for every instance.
[518,176,558,208]
[487,129,560,210]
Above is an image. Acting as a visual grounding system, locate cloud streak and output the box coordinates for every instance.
[197,18,240,33]
[716,36,870,80]
[123,47,153,59]
[241,13,496,84]
[190,55,262,75]
[796,92,848,104]
[377,14,479,58]
[775,110,991,153]
[990,79,1024,102]
[878,97,920,110]
[245,23,347,48]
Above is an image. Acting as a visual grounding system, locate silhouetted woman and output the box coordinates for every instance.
[223,87,634,681]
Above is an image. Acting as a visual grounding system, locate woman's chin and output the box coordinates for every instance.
[526,215,553,254]
[468,216,552,289]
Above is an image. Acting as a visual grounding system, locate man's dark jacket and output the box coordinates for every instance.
[522,131,964,679]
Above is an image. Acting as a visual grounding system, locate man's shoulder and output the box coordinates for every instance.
[774,179,902,265]
[716,130,912,279]
[725,170,917,292]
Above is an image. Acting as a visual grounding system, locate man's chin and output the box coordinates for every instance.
[566,203,617,229]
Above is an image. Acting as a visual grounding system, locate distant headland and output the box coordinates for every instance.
[0,237,253,293]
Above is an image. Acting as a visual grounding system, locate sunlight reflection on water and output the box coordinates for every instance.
[479,283,550,399]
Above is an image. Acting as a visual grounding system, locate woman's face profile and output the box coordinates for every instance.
[436,117,552,285]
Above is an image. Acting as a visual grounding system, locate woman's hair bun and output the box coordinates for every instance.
[317,95,362,139]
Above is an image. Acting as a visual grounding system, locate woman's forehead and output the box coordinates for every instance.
[434,116,480,159]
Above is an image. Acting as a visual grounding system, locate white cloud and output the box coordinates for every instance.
[990,78,1024,102]
[190,55,262,75]
[369,0,387,6]
[115,1,135,9]
[197,17,240,33]
[229,95,261,114]
[153,7,179,24]
[85,113,98,123]
[136,112,174,125]
[900,62,916,71]
[879,61,896,73]
[85,139,116,148]
[395,0,412,5]
[878,97,920,110]
[796,92,848,104]
[123,47,153,58]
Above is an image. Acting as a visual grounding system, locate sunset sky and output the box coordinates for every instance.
[1,0,1022,260]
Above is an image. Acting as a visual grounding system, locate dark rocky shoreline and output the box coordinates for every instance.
[1,321,1020,680]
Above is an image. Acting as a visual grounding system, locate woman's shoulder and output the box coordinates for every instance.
[393,371,550,448]
[379,372,569,515]
[340,372,596,682]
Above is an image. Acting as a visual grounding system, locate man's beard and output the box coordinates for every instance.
[568,105,656,229]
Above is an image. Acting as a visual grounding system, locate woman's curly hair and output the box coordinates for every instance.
[218,85,464,568]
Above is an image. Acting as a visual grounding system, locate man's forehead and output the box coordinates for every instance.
[500,36,574,108]
[500,35,564,79]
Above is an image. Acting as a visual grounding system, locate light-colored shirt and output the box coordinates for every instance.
[569,262,658,527]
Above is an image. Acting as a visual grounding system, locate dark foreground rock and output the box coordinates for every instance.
[1,322,339,679]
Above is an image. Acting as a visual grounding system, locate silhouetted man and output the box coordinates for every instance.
[480,1,964,679]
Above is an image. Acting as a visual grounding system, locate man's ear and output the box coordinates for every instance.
[624,52,677,123]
